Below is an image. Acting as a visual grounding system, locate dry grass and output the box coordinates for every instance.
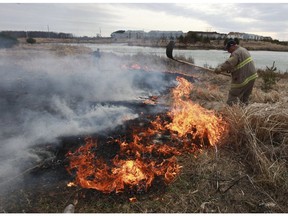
[189,68,288,188]
[222,103,288,187]
[241,40,288,51]
[13,42,93,56]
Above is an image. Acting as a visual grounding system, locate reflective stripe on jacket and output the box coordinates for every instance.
[233,56,253,71]
[219,46,258,89]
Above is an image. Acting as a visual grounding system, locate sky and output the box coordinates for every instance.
[0,1,288,41]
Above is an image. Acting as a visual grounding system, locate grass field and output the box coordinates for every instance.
[0,43,287,213]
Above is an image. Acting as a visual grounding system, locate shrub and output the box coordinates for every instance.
[26,37,36,44]
[259,61,280,92]
[0,32,18,48]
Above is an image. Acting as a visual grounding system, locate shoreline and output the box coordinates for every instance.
[18,37,288,52]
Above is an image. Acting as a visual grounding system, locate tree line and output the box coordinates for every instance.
[0,31,75,48]
[1,31,73,39]
[176,31,287,46]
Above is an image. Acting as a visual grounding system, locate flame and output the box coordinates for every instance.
[167,77,226,146]
[129,197,137,203]
[66,137,181,194]
[66,76,228,194]
[121,63,149,71]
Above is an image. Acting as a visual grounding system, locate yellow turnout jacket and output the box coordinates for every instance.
[219,46,258,88]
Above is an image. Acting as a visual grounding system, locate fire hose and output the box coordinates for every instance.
[166,41,230,77]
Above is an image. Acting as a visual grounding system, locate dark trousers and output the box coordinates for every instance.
[227,79,256,106]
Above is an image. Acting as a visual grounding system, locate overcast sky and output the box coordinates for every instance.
[1,2,288,41]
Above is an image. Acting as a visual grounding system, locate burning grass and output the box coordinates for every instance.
[65,77,227,195]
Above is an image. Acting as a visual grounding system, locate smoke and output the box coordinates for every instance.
[0,49,172,190]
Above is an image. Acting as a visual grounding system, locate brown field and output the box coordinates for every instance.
[17,37,288,51]
[0,43,287,213]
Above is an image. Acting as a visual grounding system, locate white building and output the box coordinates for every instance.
[111,30,270,41]
[227,32,245,39]
[111,30,184,40]
[228,32,267,41]
[191,31,226,39]
[111,30,145,39]
[147,31,183,39]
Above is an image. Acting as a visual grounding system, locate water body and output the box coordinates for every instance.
[80,43,288,73]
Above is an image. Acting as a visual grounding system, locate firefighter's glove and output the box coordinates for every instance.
[214,67,222,74]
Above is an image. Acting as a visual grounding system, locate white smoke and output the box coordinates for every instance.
[0,49,172,190]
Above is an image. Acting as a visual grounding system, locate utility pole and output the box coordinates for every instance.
[206,27,212,32]
[97,28,102,38]
[47,25,50,38]
[25,26,28,38]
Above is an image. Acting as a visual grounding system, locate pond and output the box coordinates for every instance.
[81,43,288,73]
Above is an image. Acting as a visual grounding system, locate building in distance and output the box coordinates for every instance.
[111,30,272,41]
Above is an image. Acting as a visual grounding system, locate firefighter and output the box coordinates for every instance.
[93,48,101,58]
[214,39,258,106]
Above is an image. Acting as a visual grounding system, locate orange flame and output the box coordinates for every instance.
[167,77,226,146]
[121,63,149,71]
[66,77,228,194]
[66,137,181,194]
